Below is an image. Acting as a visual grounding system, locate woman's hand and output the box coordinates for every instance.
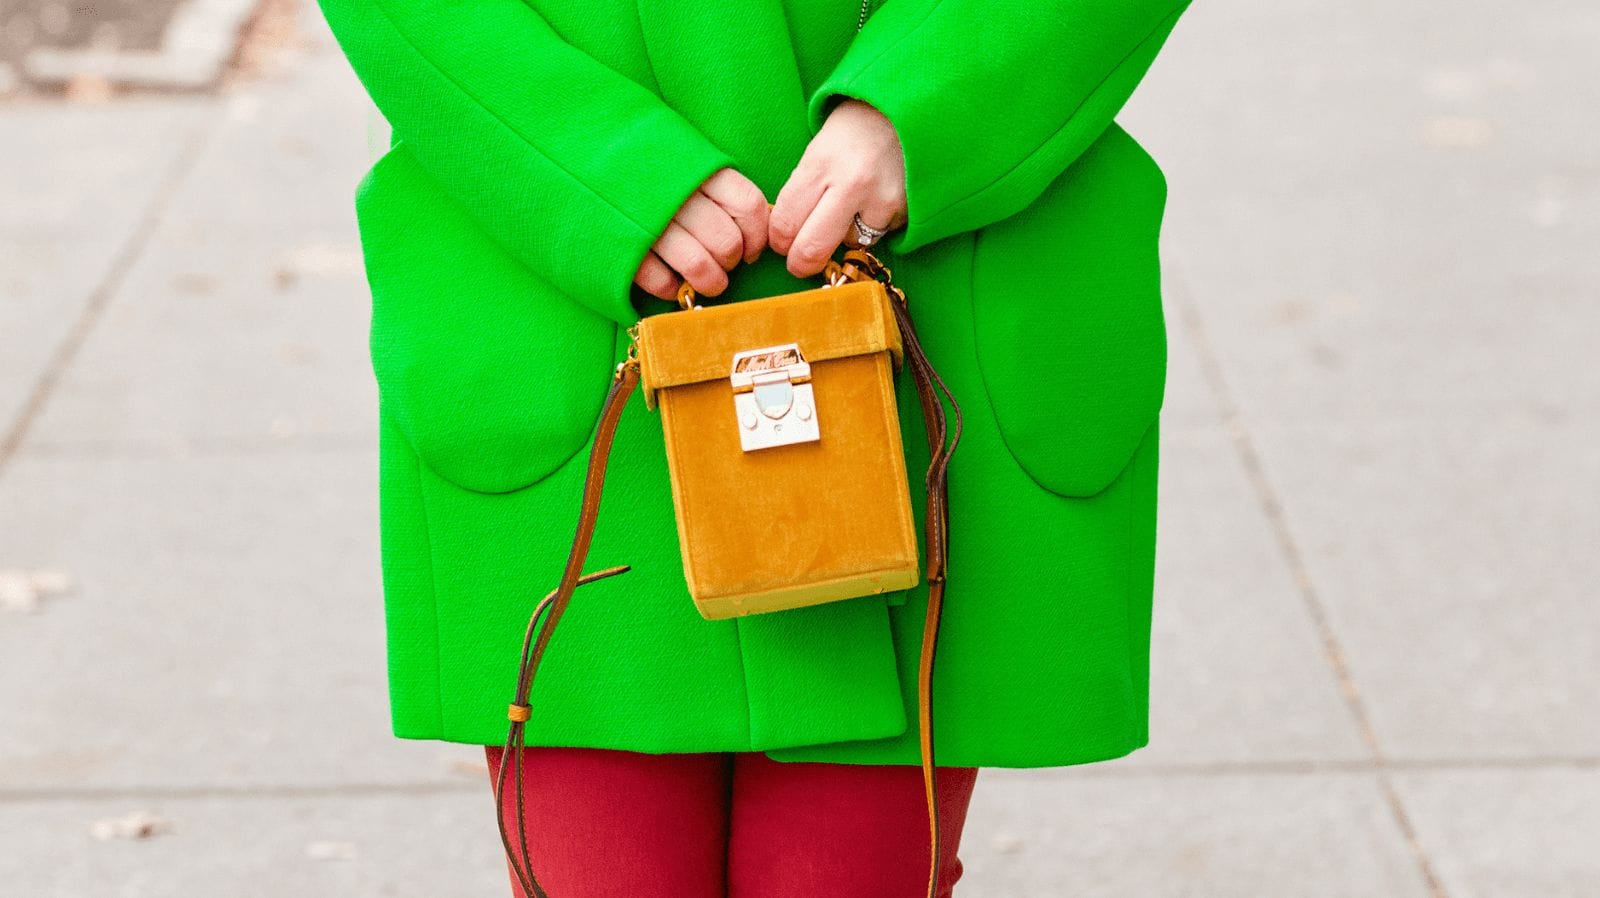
[634,167,771,301]
[769,98,907,278]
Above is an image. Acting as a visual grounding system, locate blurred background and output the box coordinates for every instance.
[1,0,1595,895]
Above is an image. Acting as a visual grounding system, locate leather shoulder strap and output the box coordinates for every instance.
[494,360,640,898]
[888,279,963,898]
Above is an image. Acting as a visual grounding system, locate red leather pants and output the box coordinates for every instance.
[485,745,981,898]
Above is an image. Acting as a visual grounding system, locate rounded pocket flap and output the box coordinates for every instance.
[970,126,1168,498]
[357,145,613,494]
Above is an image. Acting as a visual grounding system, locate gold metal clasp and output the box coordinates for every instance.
[729,343,819,451]
[615,322,642,381]
[676,280,706,311]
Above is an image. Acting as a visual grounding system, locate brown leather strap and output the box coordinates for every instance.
[495,261,962,898]
[884,270,962,898]
[494,361,641,898]
[837,255,962,898]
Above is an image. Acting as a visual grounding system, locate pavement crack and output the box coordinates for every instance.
[0,105,221,475]
[1167,265,1454,898]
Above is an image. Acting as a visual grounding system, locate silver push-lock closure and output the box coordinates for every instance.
[729,343,820,451]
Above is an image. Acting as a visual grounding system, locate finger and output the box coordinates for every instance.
[672,190,745,272]
[785,183,858,278]
[698,168,772,264]
[633,250,681,301]
[656,218,730,297]
[768,154,827,257]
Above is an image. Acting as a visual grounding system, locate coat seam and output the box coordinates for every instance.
[834,0,949,106]
[772,0,804,106]
[366,0,656,241]
[1124,426,1140,741]
[731,611,755,752]
[406,423,448,738]
[879,1,1192,235]
[632,0,665,98]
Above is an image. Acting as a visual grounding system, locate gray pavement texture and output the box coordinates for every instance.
[3,0,266,94]
[1,0,1595,895]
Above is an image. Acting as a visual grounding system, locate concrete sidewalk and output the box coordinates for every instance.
[1,1,1595,895]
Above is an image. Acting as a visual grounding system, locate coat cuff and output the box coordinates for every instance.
[804,0,1191,255]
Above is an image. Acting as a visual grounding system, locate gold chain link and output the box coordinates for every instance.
[615,322,642,382]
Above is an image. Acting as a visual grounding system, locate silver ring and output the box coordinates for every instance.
[849,212,891,247]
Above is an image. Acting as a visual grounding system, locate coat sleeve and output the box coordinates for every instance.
[805,0,1192,254]
[316,0,740,327]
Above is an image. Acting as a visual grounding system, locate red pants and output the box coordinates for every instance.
[485,745,981,898]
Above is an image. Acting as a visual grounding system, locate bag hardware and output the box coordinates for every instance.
[730,343,819,450]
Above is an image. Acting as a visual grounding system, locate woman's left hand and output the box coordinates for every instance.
[769,98,907,278]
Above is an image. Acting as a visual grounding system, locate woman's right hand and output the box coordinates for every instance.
[634,167,771,301]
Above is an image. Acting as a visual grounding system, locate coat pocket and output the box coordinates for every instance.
[355,144,615,494]
[969,124,1168,498]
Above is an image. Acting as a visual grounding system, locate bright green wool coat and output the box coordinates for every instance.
[318,0,1189,768]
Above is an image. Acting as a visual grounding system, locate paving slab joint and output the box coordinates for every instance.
[1166,266,1454,898]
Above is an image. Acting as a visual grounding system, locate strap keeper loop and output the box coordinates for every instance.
[507,703,532,723]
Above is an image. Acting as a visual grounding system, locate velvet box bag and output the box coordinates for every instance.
[636,263,921,618]
[494,246,962,898]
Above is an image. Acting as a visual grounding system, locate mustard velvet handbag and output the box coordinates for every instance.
[494,246,962,898]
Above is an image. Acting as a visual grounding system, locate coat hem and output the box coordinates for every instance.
[387,724,1152,772]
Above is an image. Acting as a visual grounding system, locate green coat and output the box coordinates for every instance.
[318,0,1189,768]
